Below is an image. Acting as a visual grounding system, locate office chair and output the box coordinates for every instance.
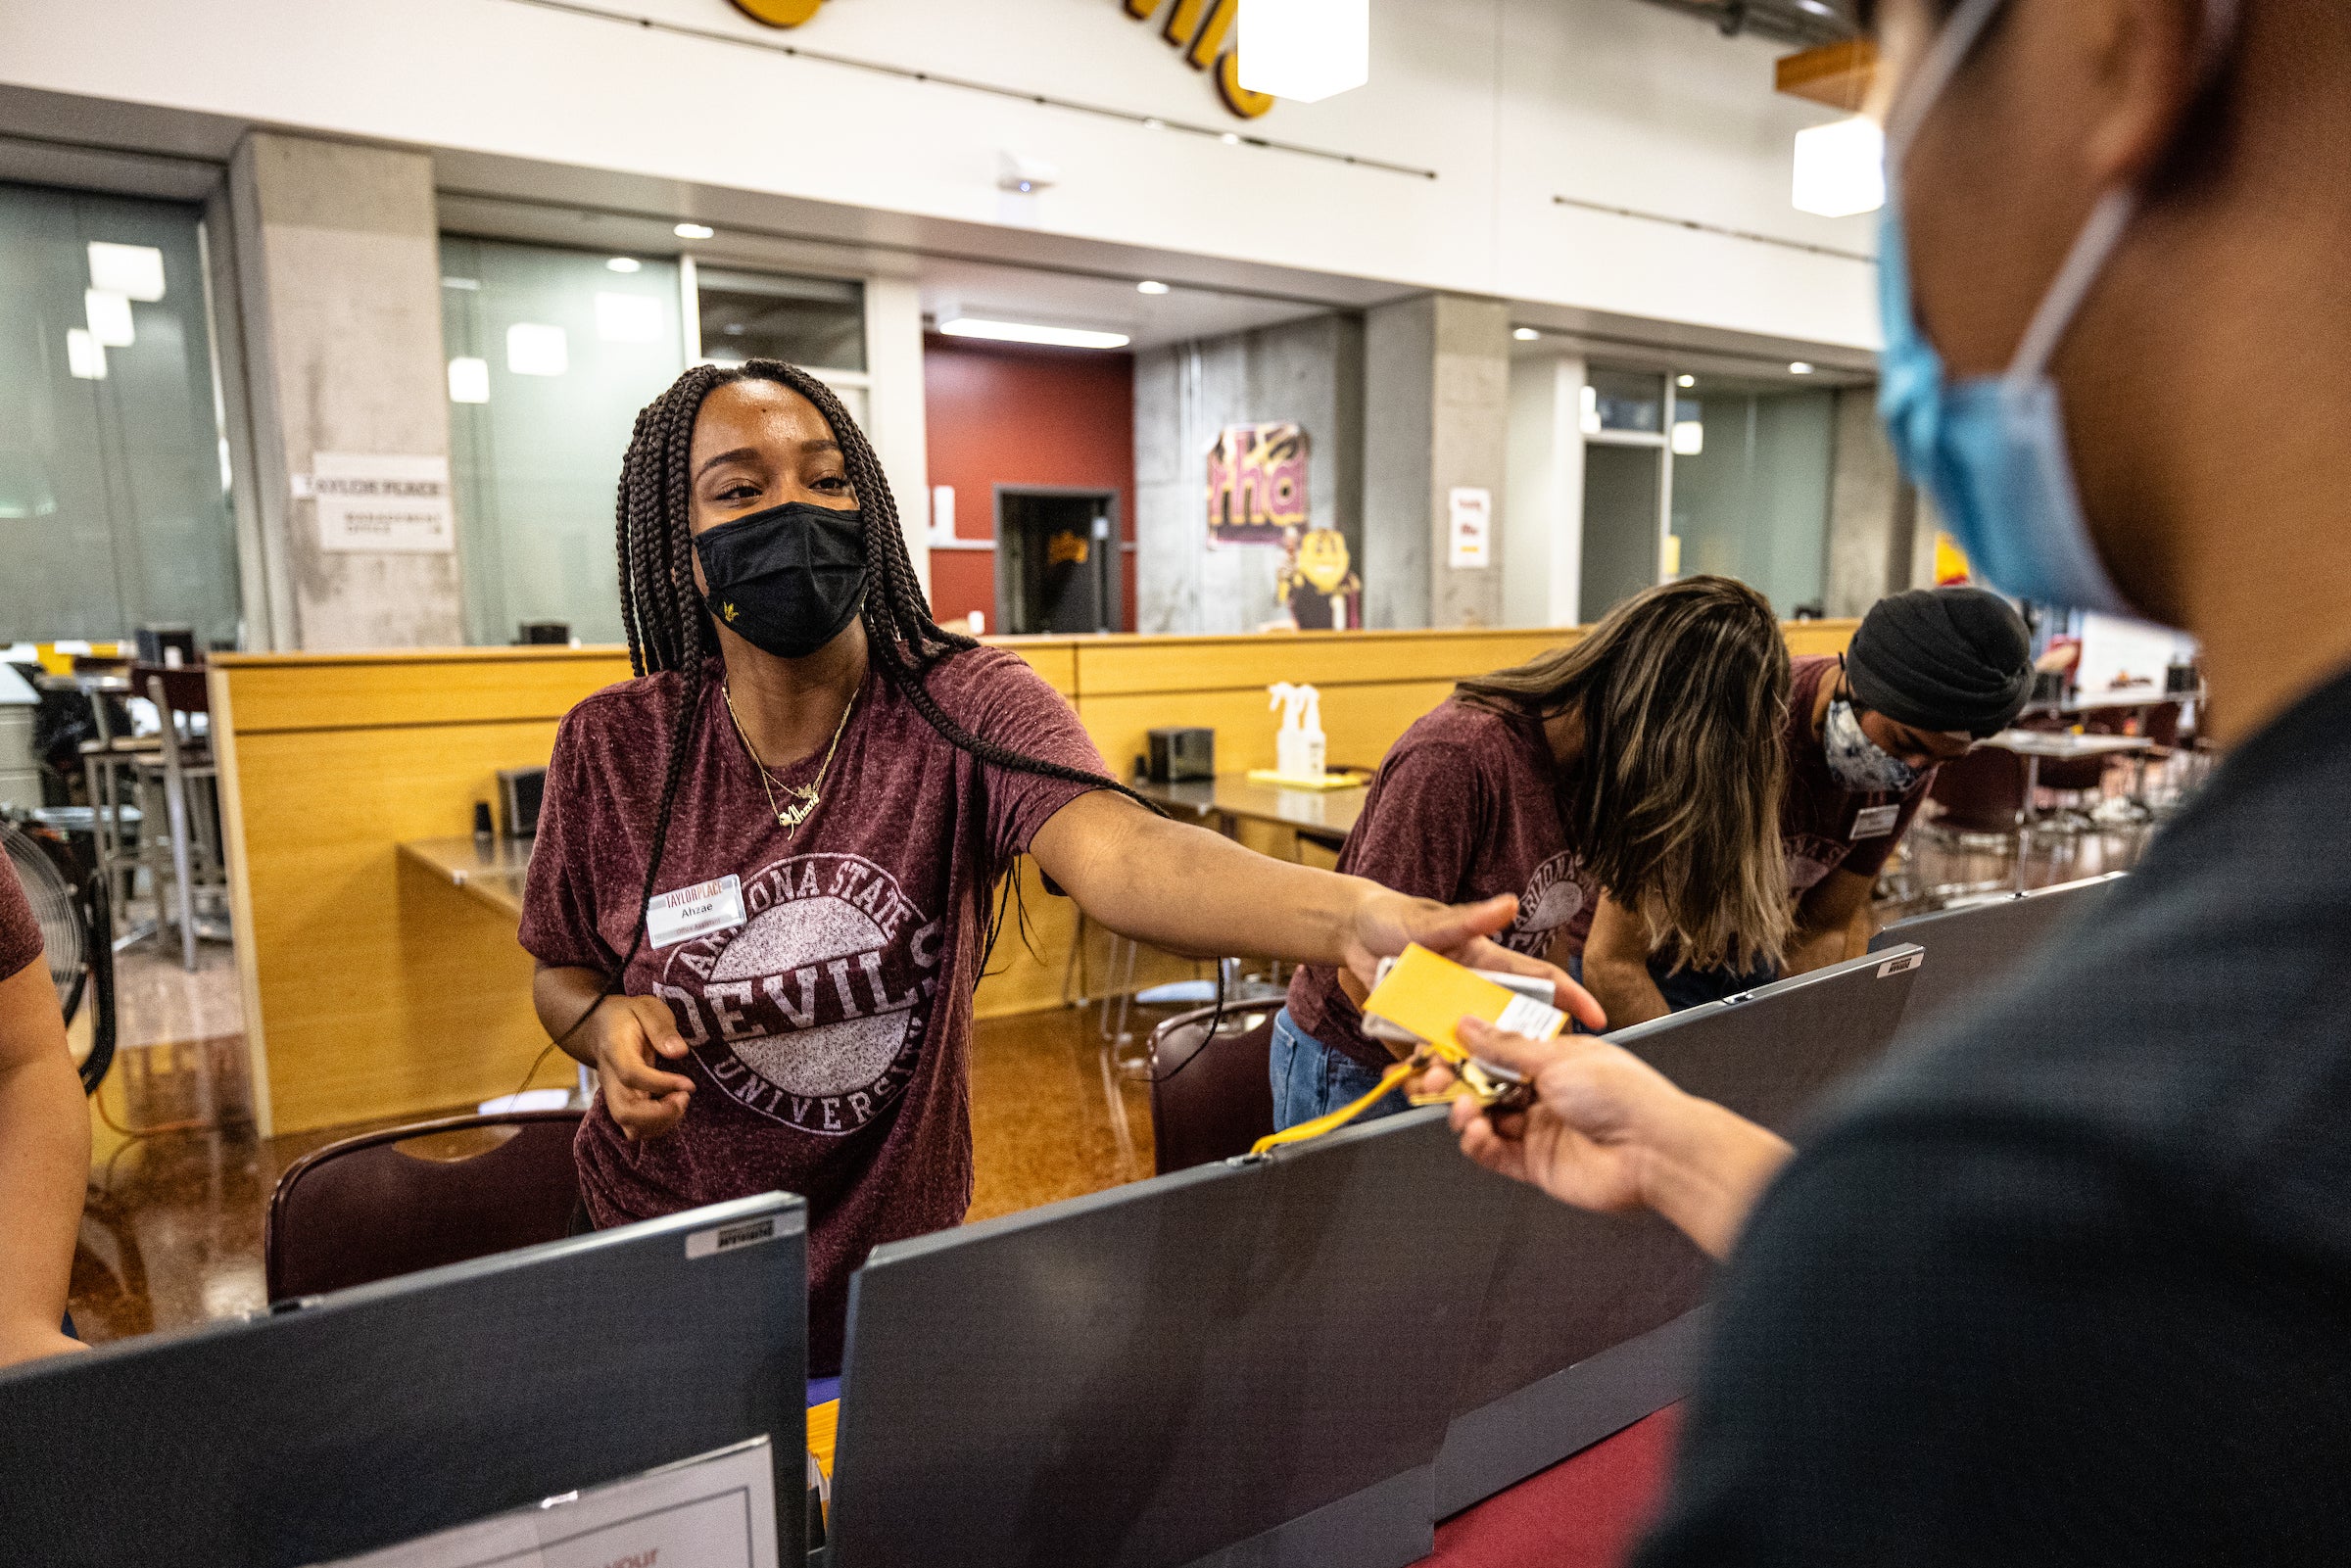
[265,1109,585,1301]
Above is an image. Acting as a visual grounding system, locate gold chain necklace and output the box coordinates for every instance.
[721,678,857,836]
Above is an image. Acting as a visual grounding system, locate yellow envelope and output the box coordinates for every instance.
[1361,943,1566,1055]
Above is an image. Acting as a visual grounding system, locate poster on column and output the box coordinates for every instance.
[312,1437,780,1568]
[312,452,456,553]
[1448,487,1493,569]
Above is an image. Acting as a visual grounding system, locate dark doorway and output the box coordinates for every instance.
[995,488,1120,635]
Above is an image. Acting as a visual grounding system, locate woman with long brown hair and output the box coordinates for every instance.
[1275,576,1793,1129]
[517,359,1581,1376]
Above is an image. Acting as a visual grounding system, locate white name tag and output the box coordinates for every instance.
[647,875,746,949]
[1851,804,1903,841]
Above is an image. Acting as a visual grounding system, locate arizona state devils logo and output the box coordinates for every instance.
[658,853,942,1136]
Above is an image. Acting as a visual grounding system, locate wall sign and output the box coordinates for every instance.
[723,0,1271,119]
[1207,422,1308,546]
[1126,0,1273,118]
[312,452,456,554]
[1447,486,1492,570]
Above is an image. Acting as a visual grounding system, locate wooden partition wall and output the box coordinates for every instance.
[215,621,1857,1136]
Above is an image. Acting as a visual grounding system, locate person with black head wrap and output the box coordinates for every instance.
[1582,587,2033,1026]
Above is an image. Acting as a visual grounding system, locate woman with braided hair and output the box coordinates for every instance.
[519,360,1593,1374]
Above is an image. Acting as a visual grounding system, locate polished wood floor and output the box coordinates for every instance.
[69,788,2170,1348]
[71,998,1160,1344]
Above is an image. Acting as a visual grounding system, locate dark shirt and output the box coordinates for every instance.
[1781,653,1936,896]
[0,855,42,982]
[519,648,1106,1374]
[1286,697,1598,1070]
[1636,665,2351,1565]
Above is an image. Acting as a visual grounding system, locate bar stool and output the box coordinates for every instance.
[134,667,227,971]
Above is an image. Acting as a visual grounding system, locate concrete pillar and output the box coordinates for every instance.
[863,276,931,598]
[1503,352,1587,628]
[1363,294,1511,630]
[228,132,460,649]
[1824,386,1910,617]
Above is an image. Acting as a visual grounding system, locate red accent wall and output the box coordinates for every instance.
[923,334,1136,632]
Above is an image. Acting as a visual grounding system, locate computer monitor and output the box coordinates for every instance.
[0,1194,806,1568]
[1432,945,1926,1515]
[1870,874,2123,1037]
[829,1108,1511,1568]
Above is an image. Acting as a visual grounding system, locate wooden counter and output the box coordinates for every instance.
[216,621,1856,1134]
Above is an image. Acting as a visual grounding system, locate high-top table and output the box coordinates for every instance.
[1130,773,1368,847]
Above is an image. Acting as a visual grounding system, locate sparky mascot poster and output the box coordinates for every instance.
[1206,422,1362,629]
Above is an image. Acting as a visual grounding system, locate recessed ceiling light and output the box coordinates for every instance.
[937,317,1131,351]
[674,222,714,240]
[1678,374,1696,388]
[1220,132,1241,145]
[1512,327,1541,342]
[1142,118,1166,131]
[1790,361,1816,375]
[1137,280,1171,295]
[606,257,642,273]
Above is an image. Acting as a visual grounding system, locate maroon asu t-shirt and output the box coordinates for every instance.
[520,646,1107,1372]
[1782,654,1938,897]
[1286,697,1598,1071]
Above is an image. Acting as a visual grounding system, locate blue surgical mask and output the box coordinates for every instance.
[1876,0,2238,619]
[1824,699,1919,795]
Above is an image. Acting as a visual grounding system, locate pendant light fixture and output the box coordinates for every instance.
[1236,0,1369,105]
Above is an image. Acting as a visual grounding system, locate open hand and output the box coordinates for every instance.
[590,994,696,1141]
[1344,890,1607,1032]
[1435,1018,1792,1259]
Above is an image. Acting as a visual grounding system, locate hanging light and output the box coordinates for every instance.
[1791,116,1885,218]
[1236,0,1369,104]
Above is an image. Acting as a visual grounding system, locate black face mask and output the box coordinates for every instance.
[694,501,868,660]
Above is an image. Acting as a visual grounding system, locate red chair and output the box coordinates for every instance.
[1147,1003,1278,1174]
[265,1110,585,1301]
[1926,746,2029,836]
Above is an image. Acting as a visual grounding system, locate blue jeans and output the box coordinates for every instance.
[1270,1007,1414,1132]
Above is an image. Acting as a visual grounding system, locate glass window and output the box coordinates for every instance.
[440,236,688,646]
[0,183,240,645]
[1669,384,1835,615]
[1582,367,1665,437]
[696,267,865,372]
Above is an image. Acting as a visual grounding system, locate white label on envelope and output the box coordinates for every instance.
[1850,804,1902,840]
[647,875,745,949]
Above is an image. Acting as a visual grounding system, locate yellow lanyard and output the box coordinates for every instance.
[1249,1038,1530,1156]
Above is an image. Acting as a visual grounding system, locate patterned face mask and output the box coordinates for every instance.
[1824,699,1920,794]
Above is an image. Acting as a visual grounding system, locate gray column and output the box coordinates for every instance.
[228,132,461,649]
[1363,294,1511,630]
[1824,386,1915,616]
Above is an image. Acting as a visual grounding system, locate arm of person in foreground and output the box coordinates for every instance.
[1580,893,1672,1031]
[1439,1017,1789,1259]
[1783,867,1876,977]
[1029,791,1607,1032]
[0,957,90,1367]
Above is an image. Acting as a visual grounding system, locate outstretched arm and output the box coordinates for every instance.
[1029,791,1606,1028]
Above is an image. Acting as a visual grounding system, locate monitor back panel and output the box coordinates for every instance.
[830,1112,1507,1568]
[1434,949,1923,1510]
[0,1195,807,1568]
[1871,874,2121,1036]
